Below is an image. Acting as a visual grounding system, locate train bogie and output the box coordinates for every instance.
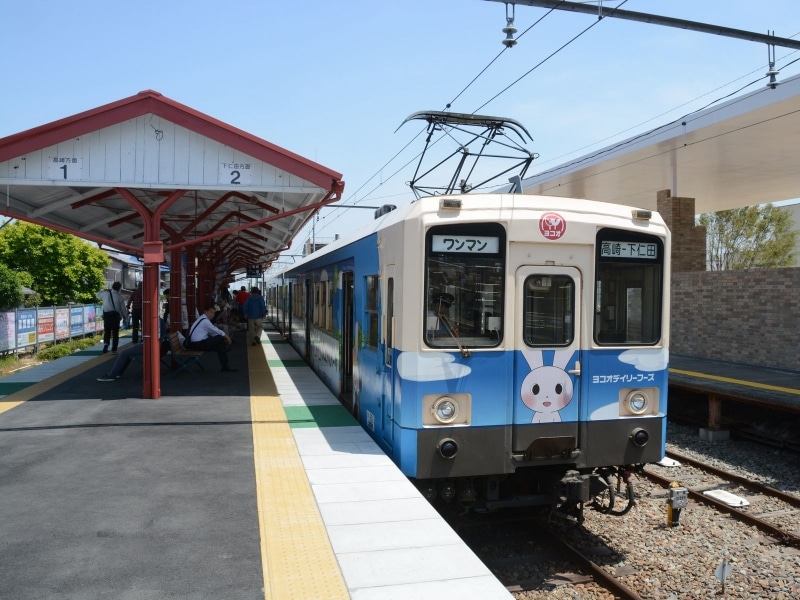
[266,193,670,519]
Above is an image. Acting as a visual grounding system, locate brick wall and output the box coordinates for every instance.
[671,269,800,371]
[658,191,800,371]
[657,190,707,273]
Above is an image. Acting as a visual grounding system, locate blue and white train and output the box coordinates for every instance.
[266,193,670,519]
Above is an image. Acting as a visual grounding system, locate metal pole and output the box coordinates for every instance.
[486,0,800,50]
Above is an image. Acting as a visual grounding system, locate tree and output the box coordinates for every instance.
[0,222,109,305]
[697,204,797,271]
[0,262,24,310]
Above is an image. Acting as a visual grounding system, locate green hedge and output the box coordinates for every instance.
[37,336,102,361]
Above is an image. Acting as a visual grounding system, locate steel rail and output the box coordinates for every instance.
[531,523,645,600]
[665,449,800,508]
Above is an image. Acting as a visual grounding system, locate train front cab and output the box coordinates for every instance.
[404,205,669,516]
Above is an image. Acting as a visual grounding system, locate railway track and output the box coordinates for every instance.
[449,510,641,599]
[440,419,800,598]
[644,449,800,547]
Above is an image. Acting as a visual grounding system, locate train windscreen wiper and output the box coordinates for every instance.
[438,313,471,359]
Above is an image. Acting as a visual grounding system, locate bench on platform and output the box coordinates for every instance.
[166,331,205,376]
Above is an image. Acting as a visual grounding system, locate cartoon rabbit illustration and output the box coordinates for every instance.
[520,349,575,423]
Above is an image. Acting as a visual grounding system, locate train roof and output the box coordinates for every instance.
[271,193,668,276]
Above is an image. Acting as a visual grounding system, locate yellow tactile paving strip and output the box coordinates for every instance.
[248,344,349,600]
[670,368,800,395]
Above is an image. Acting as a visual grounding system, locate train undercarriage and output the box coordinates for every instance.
[413,465,642,524]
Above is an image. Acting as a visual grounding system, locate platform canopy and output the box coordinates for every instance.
[0,90,344,277]
[520,72,800,214]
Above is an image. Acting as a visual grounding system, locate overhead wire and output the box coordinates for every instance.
[312,1,568,237]
[475,0,630,113]
[529,30,800,174]
[444,2,564,110]
[523,37,800,181]
[298,4,800,245]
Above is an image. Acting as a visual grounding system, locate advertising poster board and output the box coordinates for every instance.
[94,304,104,333]
[0,311,16,352]
[17,309,37,348]
[83,305,96,333]
[70,306,84,337]
[55,308,70,340]
[37,308,55,343]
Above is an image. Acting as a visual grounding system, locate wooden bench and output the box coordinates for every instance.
[166,331,205,376]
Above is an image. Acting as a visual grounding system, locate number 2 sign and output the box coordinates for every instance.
[219,162,252,186]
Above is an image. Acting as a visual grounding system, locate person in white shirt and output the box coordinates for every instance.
[188,303,237,372]
[97,281,128,354]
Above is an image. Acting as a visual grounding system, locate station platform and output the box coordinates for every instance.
[0,326,511,600]
[669,353,800,411]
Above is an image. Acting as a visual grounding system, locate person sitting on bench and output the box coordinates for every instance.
[97,317,167,382]
[188,303,237,372]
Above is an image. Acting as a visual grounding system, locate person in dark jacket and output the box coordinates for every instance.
[243,287,266,346]
[97,281,128,354]
[126,282,143,343]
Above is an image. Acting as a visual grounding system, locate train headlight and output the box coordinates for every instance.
[432,397,459,424]
[625,391,648,415]
[422,393,471,426]
[619,388,659,417]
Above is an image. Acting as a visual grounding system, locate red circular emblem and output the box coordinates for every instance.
[539,212,566,240]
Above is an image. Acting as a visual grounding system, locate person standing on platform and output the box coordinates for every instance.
[243,287,266,346]
[97,281,128,355]
[219,282,232,305]
[235,285,249,327]
[127,282,143,344]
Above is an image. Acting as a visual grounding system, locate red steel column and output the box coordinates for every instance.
[142,241,163,399]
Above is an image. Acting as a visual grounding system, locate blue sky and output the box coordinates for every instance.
[3,1,800,258]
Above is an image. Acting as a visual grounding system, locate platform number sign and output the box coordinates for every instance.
[219,162,252,186]
[246,265,262,278]
[48,157,83,181]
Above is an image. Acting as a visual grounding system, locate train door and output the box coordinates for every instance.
[304,278,312,361]
[381,266,395,447]
[286,283,293,340]
[513,266,582,453]
[281,284,288,336]
[341,272,355,412]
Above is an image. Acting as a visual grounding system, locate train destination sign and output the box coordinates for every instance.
[431,235,500,254]
[600,241,658,259]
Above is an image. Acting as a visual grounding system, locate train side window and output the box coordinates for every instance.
[594,229,664,345]
[365,275,379,350]
[385,277,394,366]
[313,282,321,326]
[325,281,332,331]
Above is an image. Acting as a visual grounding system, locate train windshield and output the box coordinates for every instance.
[424,222,506,348]
[594,228,664,345]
